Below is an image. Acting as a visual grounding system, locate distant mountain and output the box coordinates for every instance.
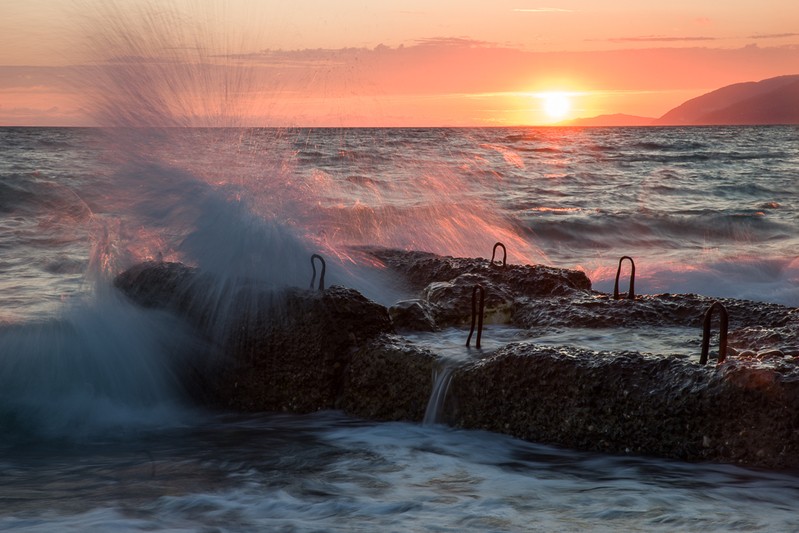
[560,75,799,127]
[559,113,654,127]
[654,74,799,125]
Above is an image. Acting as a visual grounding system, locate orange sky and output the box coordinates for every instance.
[2,0,798,126]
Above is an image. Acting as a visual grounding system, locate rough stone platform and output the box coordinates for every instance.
[114,249,799,469]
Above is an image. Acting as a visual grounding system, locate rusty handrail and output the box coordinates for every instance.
[700,301,728,365]
[466,284,485,349]
[310,254,326,291]
[490,242,507,268]
[613,256,636,300]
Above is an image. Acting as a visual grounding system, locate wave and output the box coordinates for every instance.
[0,291,204,439]
[523,210,792,249]
[588,255,799,307]
[630,140,708,151]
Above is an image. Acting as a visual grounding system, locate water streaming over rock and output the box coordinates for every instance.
[423,365,456,425]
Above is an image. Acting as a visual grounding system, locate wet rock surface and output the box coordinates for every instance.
[447,343,799,469]
[217,285,393,413]
[359,247,795,337]
[513,292,795,331]
[114,249,799,468]
[365,247,592,295]
[114,261,198,311]
[338,334,436,421]
[388,299,437,331]
[115,261,394,412]
[728,315,799,359]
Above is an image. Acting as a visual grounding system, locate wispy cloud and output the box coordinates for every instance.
[413,37,493,48]
[604,36,718,43]
[4,39,798,126]
[513,8,574,13]
[749,32,799,39]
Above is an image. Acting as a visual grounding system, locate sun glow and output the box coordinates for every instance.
[540,92,572,121]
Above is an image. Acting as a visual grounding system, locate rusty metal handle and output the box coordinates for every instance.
[700,301,728,365]
[613,256,636,300]
[490,242,507,268]
[466,284,485,349]
[310,254,326,291]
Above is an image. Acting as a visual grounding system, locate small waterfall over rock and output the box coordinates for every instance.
[423,364,456,425]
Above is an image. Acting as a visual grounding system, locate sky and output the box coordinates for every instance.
[1,0,798,126]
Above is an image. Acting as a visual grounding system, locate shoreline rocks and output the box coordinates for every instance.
[448,343,799,468]
[113,249,799,469]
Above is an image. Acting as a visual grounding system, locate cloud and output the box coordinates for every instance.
[0,105,61,117]
[749,33,799,39]
[4,39,799,126]
[94,39,798,96]
[413,37,493,48]
[604,36,718,43]
[0,66,77,91]
[103,55,186,64]
[512,8,574,13]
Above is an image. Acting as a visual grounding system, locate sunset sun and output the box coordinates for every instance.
[541,92,572,121]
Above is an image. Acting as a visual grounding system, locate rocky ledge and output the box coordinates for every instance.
[114,249,799,469]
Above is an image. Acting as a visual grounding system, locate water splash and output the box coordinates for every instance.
[70,1,543,281]
[586,255,799,306]
[0,1,544,436]
[0,291,202,438]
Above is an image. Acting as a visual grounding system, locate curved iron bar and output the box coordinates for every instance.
[490,242,507,268]
[613,256,636,300]
[700,301,729,365]
[466,284,486,349]
[310,254,326,291]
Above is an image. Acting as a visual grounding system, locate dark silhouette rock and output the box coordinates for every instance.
[447,343,799,468]
[388,299,438,331]
[113,250,799,469]
[361,247,591,296]
[216,285,394,413]
[548,75,799,127]
[655,74,799,126]
[513,292,794,330]
[114,261,394,411]
[338,334,436,420]
[361,247,591,329]
[113,260,197,309]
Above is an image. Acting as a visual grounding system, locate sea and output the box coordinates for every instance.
[1,124,798,531]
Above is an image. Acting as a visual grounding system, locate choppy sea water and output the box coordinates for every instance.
[5,412,799,532]
[1,125,798,531]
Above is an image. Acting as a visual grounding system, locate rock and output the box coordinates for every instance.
[423,274,515,327]
[388,299,437,331]
[513,292,794,330]
[113,251,799,469]
[757,349,785,360]
[729,323,799,358]
[113,261,197,310]
[359,248,795,338]
[360,247,592,296]
[443,342,799,468]
[356,248,590,329]
[338,334,436,421]
[114,262,394,411]
[217,285,394,413]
